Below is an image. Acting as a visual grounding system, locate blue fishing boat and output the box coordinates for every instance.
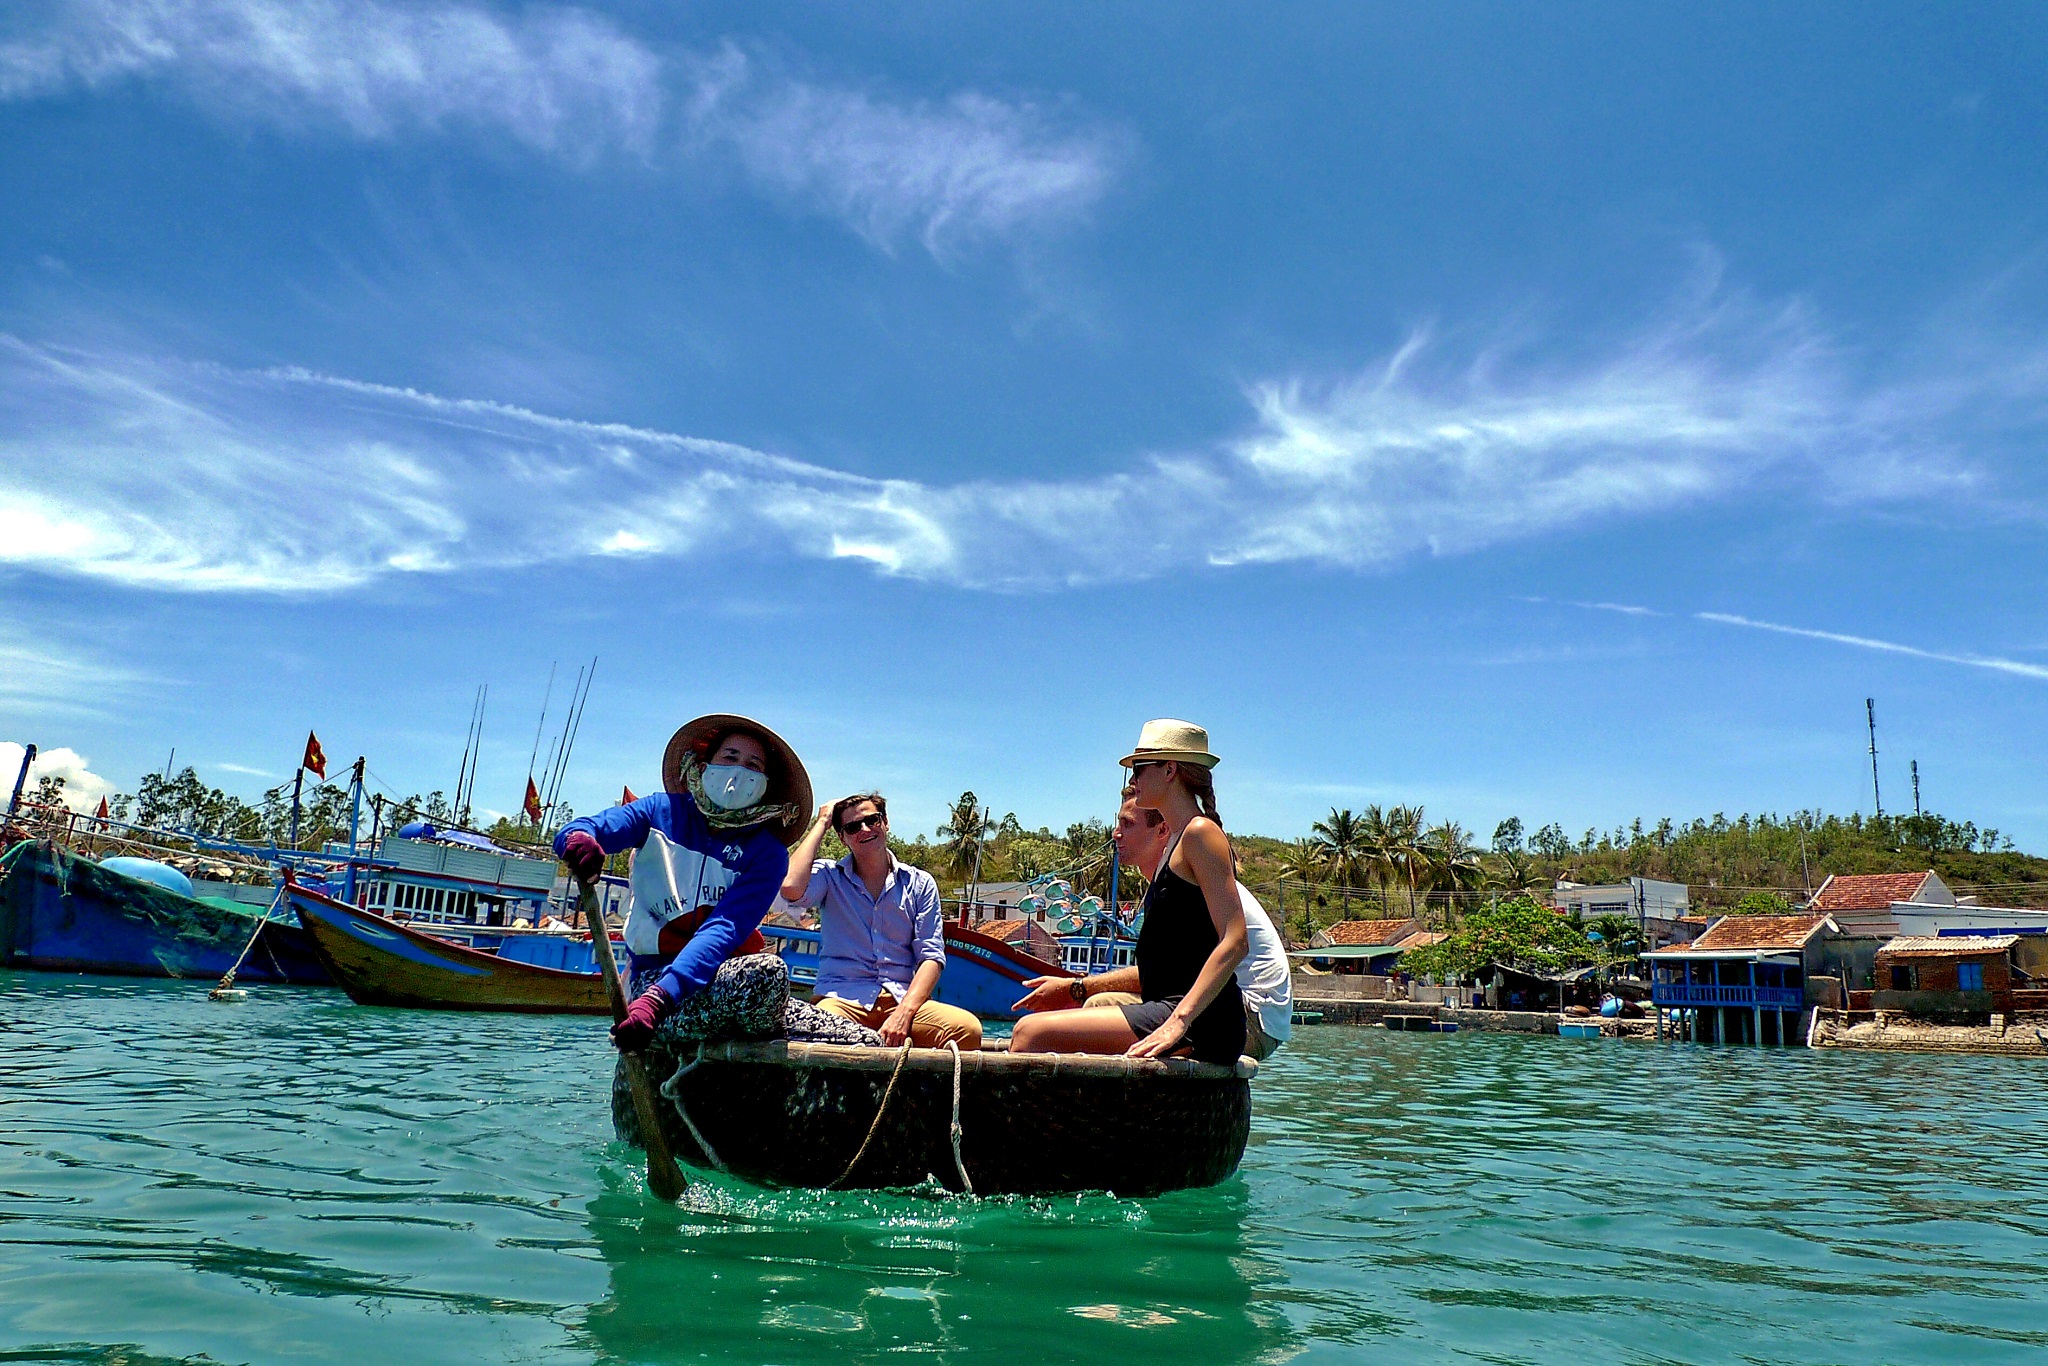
[0,841,330,984]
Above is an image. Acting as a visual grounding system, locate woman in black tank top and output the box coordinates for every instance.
[1009,719,1249,1065]
[1127,834,1246,1064]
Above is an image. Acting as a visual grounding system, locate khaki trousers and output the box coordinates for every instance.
[815,991,983,1049]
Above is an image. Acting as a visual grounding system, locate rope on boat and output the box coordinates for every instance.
[660,1044,728,1173]
[827,1040,913,1190]
[945,1040,974,1197]
[210,886,285,999]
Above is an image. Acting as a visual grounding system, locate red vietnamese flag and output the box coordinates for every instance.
[621,784,638,805]
[301,731,327,780]
[523,777,543,823]
[94,796,109,825]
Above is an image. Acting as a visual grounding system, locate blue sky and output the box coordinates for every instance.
[4,1,2047,850]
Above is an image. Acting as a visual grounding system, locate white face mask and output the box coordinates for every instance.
[700,763,768,811]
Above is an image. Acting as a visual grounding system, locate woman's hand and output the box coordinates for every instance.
[1011,975,1081,1014]
[1125,1013,1190,1059]
[878,1001,917,1046]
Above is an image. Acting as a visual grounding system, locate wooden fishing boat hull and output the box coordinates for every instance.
[932,921,1074,1021]
[288,883,611,1013]
[615,1038,1254,1196]
[0,842,330,984]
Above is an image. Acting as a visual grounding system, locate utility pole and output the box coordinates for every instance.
[1911,760,1921,818]
[1865,698,1883,819]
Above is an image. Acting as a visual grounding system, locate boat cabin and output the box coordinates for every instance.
[350,831,559,927]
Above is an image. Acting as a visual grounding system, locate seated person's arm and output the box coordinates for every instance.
[780,804,834,903]
[1014,965,1140,1013]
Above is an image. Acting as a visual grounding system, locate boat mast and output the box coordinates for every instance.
[343,757,365,904]
[4,743,34,825]
[523,661,557,823]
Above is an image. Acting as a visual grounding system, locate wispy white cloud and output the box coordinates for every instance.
[0,622,155,714]
[212,761,274,776]
[1520,596,1664,617]
[689,46,1126,256]
[0,0,664,158]
[0,0,1123,252]
[0,278,2017,595]
[1697,613,2048,683]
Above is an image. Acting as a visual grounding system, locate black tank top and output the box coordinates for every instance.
[1135,841,1246,1065]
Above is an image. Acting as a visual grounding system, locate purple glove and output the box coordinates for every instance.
[611,985,672,1052]
[560,829,604,882]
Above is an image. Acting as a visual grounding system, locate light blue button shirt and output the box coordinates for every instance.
[786,853,945,1008]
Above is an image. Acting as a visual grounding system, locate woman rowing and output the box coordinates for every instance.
[1011,719,1248,1064]
[554,713,813,1051]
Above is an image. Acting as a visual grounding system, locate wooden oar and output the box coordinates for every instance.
[575,875,688,1200]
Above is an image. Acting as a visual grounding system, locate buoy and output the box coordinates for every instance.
[100,856,195,898]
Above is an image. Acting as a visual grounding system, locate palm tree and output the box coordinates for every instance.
[1588,913,1645,964]
[1310,808,1366,915]
[1276,838,1328,939]
[1357,804,1399,917]
[937,792,994,887]
[1386,804,1429,917]
[1425,820,1485,927]
[1488,848,1541,895]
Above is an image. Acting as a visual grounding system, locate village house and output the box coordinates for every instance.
[1298,917,1424,976]
[1645,913,1847,1046]
[1868,935,2048,1019]
[1553,876,1690,948]
[962,882,1035,919]
[1805,870,1955,936]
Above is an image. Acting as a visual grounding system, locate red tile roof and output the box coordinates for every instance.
[1649,914,1832,954]
[1320,918,1417,946]
[1810,871,1934,912]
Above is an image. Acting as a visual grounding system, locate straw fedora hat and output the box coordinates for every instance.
[1119,718,1220,770]
[661,713,813,847]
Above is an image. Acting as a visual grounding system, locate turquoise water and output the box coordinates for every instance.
[3,974,2044,1364]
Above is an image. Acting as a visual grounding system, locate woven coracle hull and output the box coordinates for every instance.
[613,1039,1253,1196]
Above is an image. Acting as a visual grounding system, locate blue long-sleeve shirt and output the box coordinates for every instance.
[555,792,787,1001]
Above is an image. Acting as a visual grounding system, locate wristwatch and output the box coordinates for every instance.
[1068,978,1088,1004]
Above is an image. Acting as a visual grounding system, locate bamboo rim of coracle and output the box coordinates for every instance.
[689,1038,1258,1080]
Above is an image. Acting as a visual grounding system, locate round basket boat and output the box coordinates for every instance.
[613,1039,1255,1196]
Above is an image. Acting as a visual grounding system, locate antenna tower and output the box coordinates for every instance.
[1865,698,1883,819]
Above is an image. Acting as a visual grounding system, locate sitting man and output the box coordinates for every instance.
[781,793,982,1049]
[1013,789,1292,1060]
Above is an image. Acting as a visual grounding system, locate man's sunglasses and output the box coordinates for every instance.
[842,813,886,833]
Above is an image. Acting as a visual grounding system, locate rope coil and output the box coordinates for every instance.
[827,1040,913,1189]
[660,1044,728,1173]
[945,1040,974,1197]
